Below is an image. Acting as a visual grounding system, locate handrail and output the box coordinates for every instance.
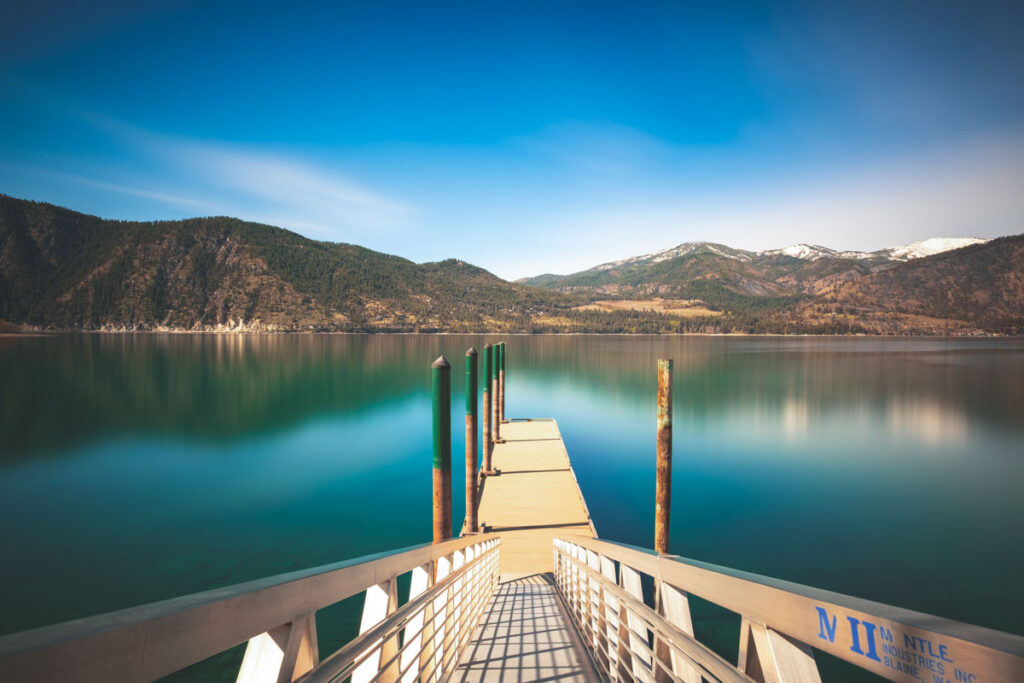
[0,534,499,683]
[555,543,751,683]
[555,535,1024,683]
[300,539,498,682]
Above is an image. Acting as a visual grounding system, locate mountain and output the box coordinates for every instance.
[822,236,1024,334]
[517,237,995,305]
[0,195,565,332]
[879,237,990,261]
[755,237,989,262]
[1,194,1019,335]
[518,235,1021,334]
[517,241,884,310]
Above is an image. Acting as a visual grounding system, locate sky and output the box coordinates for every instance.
[1,1,1022,279]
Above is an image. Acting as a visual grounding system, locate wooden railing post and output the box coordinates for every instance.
[586,549,602,652]
[432,356,452,543]
[657,583,699,683]
[739,618,822,683]
[352,581,398,683]
[464,348,478,532]
[620,564,653,678]
[655,358,672,555]
[599,555,621,679]
[426,554,453,678]
[399,563,432,683]
[236,613,318,683]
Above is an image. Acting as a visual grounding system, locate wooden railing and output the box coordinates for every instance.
[0,534,500,683]
[554,535,1024,683]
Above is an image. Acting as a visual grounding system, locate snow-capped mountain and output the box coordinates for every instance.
[589,237,989,272]
[878,237,990,261]
[759,244,845,260]
[759,238,990,262]
[594,242,752,271]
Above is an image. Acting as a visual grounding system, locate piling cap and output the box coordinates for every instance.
[483,343,492,349]
[432,356,450,369]
[466,347,478,356]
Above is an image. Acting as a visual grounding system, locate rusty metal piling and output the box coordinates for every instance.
[432,356,452,542]
[492,342,502,443]
[465,347,479,532]
[482,344,493,475]
[655,358,673,554]
[498,342,506,424]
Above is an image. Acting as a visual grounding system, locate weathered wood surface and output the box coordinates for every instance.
[475,419,595,574]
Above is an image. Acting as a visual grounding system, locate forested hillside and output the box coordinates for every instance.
[825,236,1024,334]
[1,195,1019,335]
[0,195,565,332]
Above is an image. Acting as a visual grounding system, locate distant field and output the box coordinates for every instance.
[573,299,722,317]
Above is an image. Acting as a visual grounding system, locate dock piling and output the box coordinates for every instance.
[492,343,502,443]
[655,358,672,554]
[465,348,479,532]
[499,342,506,424]
[432,356,452,542]
[482,344,493,475]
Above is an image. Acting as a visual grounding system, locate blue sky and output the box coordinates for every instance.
[1,1,1022,279]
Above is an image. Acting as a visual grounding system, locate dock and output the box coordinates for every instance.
[455,417,598,681]
[2,343,1023,683]
[474,418,595,575]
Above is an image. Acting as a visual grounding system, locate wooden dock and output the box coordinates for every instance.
[455,417,599,680]
[473,418,595,575]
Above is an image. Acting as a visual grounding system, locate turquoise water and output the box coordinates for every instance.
[1,334,1022,679]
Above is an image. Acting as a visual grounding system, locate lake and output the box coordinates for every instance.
[1,334,1022,680]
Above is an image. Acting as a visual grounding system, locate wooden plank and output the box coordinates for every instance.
[474,419,596,574]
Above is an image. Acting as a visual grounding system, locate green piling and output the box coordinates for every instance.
[465,348,479,532]
[482,344,492,472]
[432,356,452,542]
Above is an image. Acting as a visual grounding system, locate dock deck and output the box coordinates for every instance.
[474,418,596,575]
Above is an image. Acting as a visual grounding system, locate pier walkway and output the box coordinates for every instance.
[475,419,595,575]
[454,574,597,682]
[455,418,597,680]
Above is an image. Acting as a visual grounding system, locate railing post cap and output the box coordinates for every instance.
[466,347,478,356]
[432,356,450,369]
[483,342,492,349]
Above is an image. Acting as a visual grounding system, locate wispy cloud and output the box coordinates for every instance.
[35,168,215,212]
[4,109,1022,281]
[73,114,417,241]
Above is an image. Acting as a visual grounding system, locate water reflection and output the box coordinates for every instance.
[887,397,969,444]
[0,334,1021,646]
[2,335,1021,459]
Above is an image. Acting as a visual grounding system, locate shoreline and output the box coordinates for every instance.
[1,329,1016,339]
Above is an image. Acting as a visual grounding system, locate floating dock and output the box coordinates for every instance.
[474,418,595,575]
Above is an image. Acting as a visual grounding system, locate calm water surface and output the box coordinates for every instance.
[1,334,1022,679]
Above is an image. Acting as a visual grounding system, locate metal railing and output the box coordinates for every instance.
[554,535,1024,683]
[0,535,500,683]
